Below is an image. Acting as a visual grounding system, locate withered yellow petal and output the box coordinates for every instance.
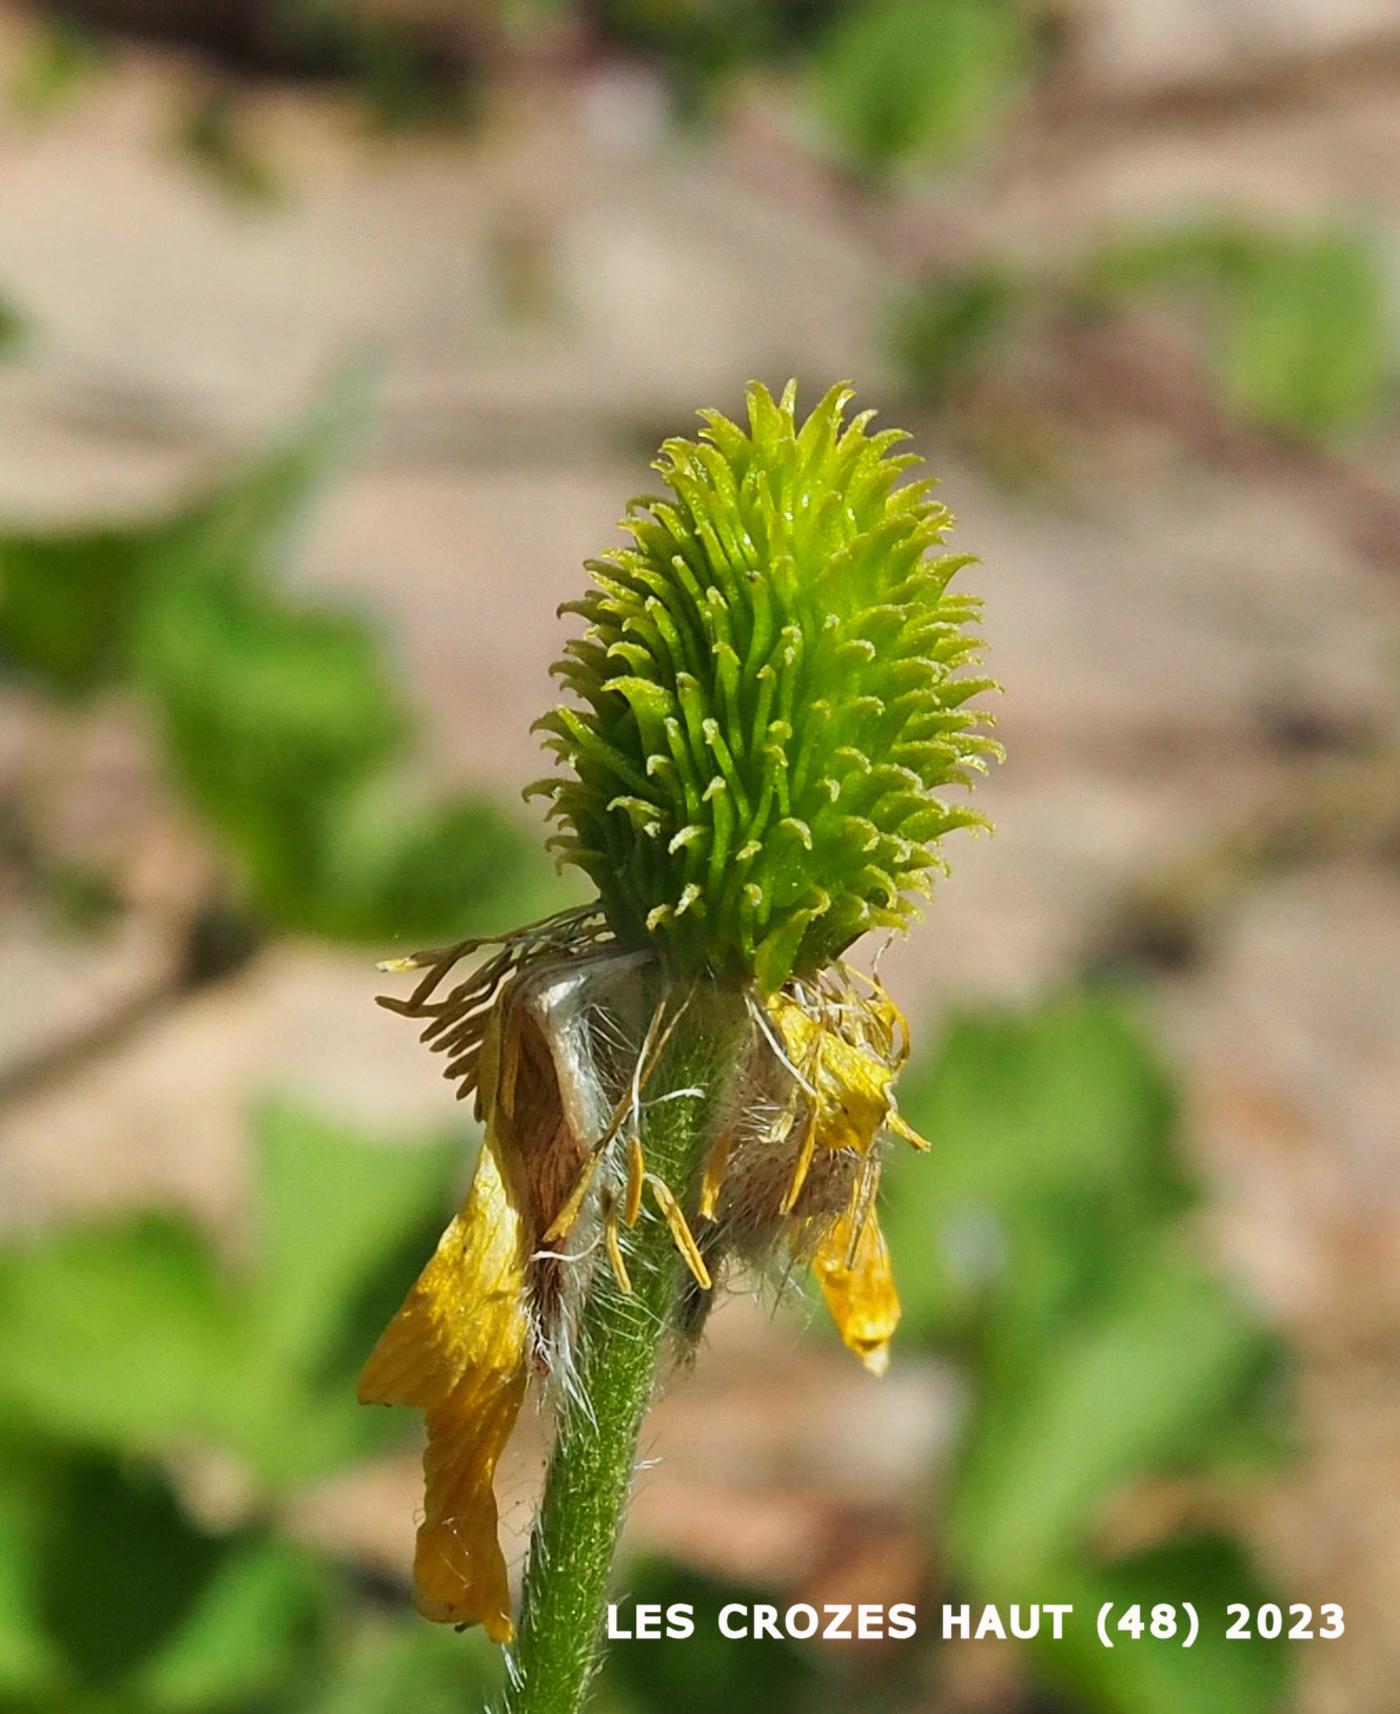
[413,1368,527,1640]
[811,1203,901,1375]
[770,994,894,1157]
[359,1114,530,1640]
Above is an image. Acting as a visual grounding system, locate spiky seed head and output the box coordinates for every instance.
[529,380,999,992]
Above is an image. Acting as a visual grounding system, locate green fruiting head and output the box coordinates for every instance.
[529,381,999,992]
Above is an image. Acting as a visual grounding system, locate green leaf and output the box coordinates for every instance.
[226,1102,474,1488]
[0,360,539,949]
[0,1455,66,1699]
[139,575,542,942]
[0,290,26,359]
[601,1560,818,1714]
[888,270,1021,400]
[251,1098,461,1379]
[947,1243,1279,1586]
[884,991,1189,1349]
[1076,219,1270,310]
[176,93,281,205]
[1036,1536,1291,1714]
[303,1617,505,1714]
[0,368,368,698]
[0,525,158,696]
[138,577,410,915]
[0,1106,474,1491]
[34,1457,222,1694]
[306,778,549,945]
[1075,219,1394,442]
[24,1453,329,1709]
[814,0,1029,180]
[0,1216,242,1456]
[1220,230,1391,441]
[8,18,106,122]
[139,1536,331,1711]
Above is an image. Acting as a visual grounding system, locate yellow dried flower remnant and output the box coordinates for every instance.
[362,909,628,1641]
[768,973,925,1373]
[365,923,933,1636]
[358,1015,530,1640]
[811,1202,900,1377]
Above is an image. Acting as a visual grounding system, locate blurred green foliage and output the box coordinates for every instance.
[603,1561,818,1714]
[893,218,1396,448]
[0,293,26,361]
[15,0,1038,153]
[813,0,1030,181]
[0,1101,492,1714]
[0,10,1338,1707]
[0,993,1300,1714]
[888,268,1022,399]
[0,374,545,946]
[0,1450,333,1713]
[274,0,483,131]
[176,92,282,203]
[1082,219,1394,442]
[301,1618,506,1714]
[592,0,778,117]
[0,1102,464,1488]
[880,991,1293,1713]
[6,16,105,122]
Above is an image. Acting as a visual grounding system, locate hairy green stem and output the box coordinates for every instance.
[502,978,749,1714]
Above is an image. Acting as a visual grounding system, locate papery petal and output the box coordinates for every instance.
[811,1202,901,1375]
[358,1088,530,1641]
[771,993,895,1156]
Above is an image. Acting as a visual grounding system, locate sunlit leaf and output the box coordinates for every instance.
[0,1102,477,1489]
[1221,230,1391,440]
[1037,1536,1290,1714]
[947,1243,1279,1586]
[139,1536,331,1711]
[0,368,368,698]
[303,1617,505,1714]
[884,991,1188,1350]
[814,0,1028,180]
[251,1099,462,1378]
[0,1216,242,1455]
[138,576,410,913]
[138,575,539,942]
[888,269,1020,400]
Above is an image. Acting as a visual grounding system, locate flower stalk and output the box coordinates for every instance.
[503,977,751,1714]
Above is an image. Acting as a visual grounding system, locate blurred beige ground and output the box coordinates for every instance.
[0,6,1398,1711]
